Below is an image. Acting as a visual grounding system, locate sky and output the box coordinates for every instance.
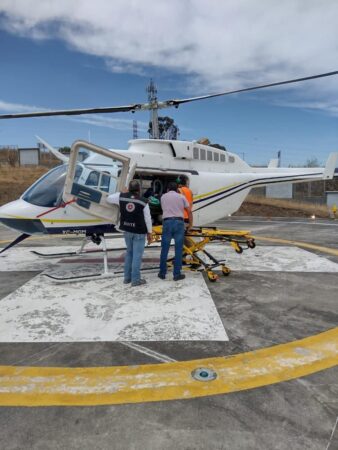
[0,0,338,166]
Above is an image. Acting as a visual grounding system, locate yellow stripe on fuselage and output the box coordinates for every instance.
[3,214,105,224]
[40,219,105,224]
[194,182,241,201]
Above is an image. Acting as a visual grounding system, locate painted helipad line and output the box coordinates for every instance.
[0,328,337,406]
[253,236,338,257]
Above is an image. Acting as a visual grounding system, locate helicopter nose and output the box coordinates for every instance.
[0,200,47,235]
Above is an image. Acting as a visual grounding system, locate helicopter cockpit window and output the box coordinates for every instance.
[220,153,226,162]
[229,155,235,163]
[207,150,213,161]
[22,164,67,208]
[74,165,83,182]
[193,147,199,159]
[214,152,219,162]
[200,148,206,160]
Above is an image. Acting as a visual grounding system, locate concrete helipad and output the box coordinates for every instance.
[0,217,337,450]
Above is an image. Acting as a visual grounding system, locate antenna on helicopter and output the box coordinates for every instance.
[146,79,159,139]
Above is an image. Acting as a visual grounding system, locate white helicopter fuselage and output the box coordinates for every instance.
[0,138,336,236]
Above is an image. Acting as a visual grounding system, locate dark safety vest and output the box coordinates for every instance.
[119,192,148,234]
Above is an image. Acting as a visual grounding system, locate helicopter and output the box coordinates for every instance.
[0,71,337,267]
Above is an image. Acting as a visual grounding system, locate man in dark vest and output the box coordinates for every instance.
[107,180,152,286]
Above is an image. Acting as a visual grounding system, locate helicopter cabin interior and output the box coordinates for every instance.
[134,170,190,224]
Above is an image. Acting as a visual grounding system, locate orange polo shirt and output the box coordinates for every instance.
[179,186,193,219]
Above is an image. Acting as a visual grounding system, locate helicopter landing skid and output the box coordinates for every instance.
[31,234,127,258]
[43,271,115,284]
[43,235,115,283]
[31,247,126,258]
[43,264,161,283]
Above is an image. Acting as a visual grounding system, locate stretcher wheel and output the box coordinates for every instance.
[235,245,243,254]
[207,270,218,282]
[247,239,256,249]
[221,265,231,276]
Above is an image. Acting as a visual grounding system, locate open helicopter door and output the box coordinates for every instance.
[63,140,135,222]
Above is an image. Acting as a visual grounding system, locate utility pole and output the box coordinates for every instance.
[146,79,159,139]
[132,120,138,139]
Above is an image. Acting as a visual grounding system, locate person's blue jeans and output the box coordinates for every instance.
[159,218,185,277]
[123,232,146,283]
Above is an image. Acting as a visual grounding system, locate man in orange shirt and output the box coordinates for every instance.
[177,176,193,226]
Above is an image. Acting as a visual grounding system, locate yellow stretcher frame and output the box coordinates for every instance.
[152,225,256,282]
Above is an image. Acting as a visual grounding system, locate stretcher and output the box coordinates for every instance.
[152,225,255,282]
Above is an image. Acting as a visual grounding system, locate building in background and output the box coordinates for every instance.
[18,147,40,166]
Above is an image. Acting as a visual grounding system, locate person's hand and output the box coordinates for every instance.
[147,233,153,245]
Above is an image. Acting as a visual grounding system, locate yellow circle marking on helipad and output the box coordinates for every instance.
[0,232,337,406]
[253,236,338,257]
[0,328,337,407]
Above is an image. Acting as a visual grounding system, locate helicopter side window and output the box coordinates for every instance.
[220,153,226,163]
[85,170,100,186]
[193,147,199,159]
[207,150,213,161]
[22,164,67,208]
[229,156,235,163]
[214,152,219,162]
[99,172,111,192]
[200,148,206,160]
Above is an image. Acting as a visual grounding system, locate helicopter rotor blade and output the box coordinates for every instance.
[0,104,143,120]
[161,70,338,107]
[0,70,337,120]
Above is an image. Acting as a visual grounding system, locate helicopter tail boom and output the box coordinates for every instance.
[250,152,337,181]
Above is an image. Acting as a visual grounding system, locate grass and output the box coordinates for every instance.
[0,166,49,205]
[244,194,329,217]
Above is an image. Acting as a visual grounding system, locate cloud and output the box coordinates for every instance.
[69,115,149,132]
[1,0,338,114]
[0,100,42,113]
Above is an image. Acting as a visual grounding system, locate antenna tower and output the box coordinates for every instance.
[146,79,159,139]
[132,119,138,139]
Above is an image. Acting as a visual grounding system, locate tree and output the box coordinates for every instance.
[59,146,71,155]
[305,157,321,167]
[148,116,179,140]
[289,157,322,168]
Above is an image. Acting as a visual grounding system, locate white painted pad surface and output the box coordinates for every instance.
[206,244,338,272]
[0,272,228,342]
[0,239,158,272]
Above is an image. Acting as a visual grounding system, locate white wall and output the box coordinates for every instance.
[266,183,293,199]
